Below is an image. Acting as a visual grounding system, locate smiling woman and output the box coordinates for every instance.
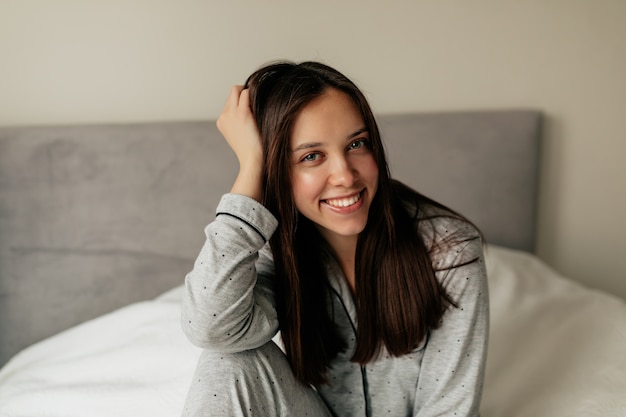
[180,61,488,417]
[290,89,379,253]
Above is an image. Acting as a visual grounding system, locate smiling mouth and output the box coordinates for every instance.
[323,191,362,208]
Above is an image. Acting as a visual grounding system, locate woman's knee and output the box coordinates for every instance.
[182,341,303,416]
[194,341,290,383]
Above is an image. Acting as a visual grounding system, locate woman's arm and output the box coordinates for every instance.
[181,193,279,352]
[415,217,489,417]
[181,86,278,352]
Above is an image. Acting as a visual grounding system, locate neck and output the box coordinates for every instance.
[321,232,358,293]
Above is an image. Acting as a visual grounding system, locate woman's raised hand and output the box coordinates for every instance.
[216,85,264,202]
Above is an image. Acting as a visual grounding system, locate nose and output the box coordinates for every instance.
[328,155,358,187]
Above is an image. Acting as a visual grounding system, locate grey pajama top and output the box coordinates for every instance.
[182,193,489,417]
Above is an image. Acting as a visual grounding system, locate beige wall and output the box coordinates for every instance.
[2,0,625,299]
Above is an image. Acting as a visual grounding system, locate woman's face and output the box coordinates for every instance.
[289,88,379,244]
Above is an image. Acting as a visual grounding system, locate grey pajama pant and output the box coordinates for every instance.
[181,341,333,417]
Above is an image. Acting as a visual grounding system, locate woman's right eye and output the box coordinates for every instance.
[302,153,321,162]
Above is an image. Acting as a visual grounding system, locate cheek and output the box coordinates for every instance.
[291,171,325,205]
[362,156,379,186]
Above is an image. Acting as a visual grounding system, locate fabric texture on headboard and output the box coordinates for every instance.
[378,110,542,252]
[0,122,236,366]
[0,110,541,366]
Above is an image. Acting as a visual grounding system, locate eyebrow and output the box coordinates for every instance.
[291,127,369,152]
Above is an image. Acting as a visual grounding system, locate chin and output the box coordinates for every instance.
[329,222,368,238]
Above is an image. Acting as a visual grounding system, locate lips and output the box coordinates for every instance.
[323,191,362,208]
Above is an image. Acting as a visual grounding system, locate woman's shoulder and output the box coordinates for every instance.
[393,181,479,243]
[404,198,482,269]
[417,202,479,238]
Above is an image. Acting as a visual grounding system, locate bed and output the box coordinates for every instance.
[1,111,625,416]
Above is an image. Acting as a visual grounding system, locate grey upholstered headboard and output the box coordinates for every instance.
[0,110,541,366]
[378,111,542,252]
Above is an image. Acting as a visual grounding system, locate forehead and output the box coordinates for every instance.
[290,89,365,143]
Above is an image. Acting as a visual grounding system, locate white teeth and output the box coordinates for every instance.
[325,193,360,207]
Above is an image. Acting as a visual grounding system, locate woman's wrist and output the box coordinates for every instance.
[230,162,264,202]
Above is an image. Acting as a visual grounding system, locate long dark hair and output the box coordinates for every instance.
[244,61,477,386]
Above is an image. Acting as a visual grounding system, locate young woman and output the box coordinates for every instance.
[181,61,489,417]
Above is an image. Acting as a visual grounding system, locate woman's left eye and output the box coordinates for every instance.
[349,139,368,150]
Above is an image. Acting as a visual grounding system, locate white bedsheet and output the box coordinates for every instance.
[1,245,625,417]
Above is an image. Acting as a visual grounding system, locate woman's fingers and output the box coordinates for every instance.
[220,85,243,113]
[216,85,264,201]
[216,85,263,165]
[217,85,242,132]
[238,87,251,110]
